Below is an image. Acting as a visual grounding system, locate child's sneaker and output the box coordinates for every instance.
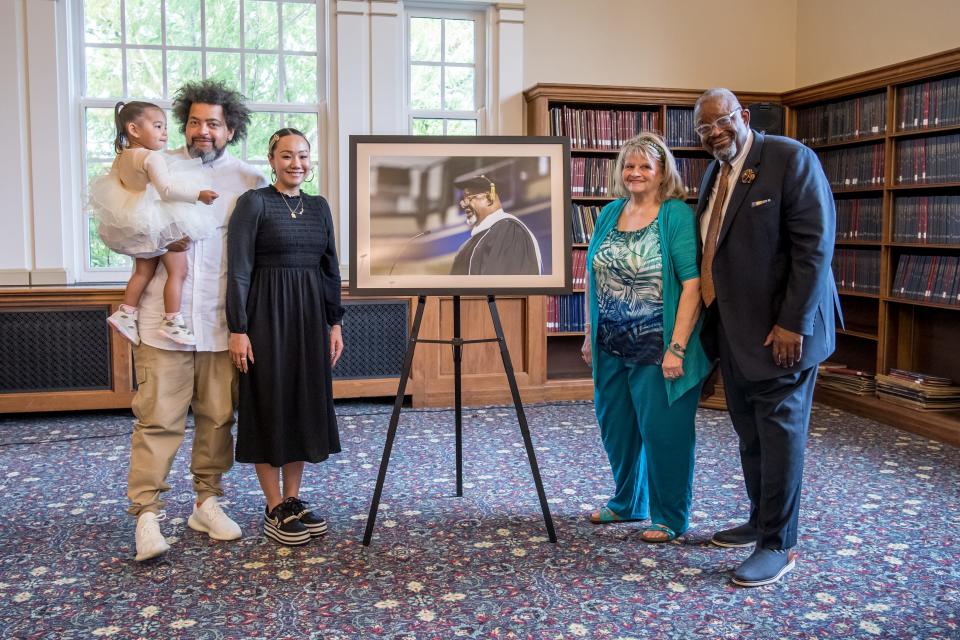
[160,312,196,345]
[107,308,140,345]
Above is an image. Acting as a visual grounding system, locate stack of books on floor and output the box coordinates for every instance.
[875,369,960,411]
[818,362,877,396]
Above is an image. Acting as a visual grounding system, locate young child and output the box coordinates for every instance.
[91,101,219,346]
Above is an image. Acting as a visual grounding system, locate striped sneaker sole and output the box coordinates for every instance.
[263,520,310,546]
[303,519,328,537]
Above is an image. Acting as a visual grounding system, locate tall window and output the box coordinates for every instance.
[407,9,484,136]
[79,0,322,275]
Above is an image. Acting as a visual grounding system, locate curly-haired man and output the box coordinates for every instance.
[128,80,268,561]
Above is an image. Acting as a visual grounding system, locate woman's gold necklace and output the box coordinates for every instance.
[281,191,305,218]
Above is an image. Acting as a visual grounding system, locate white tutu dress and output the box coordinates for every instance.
[90,148,217,258]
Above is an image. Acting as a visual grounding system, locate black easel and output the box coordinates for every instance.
[362,294,557,545]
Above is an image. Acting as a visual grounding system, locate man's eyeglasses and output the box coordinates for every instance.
[694,108,743,137]
[459,192,486,207]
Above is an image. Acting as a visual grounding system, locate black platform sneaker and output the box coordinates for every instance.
[264,502,310,546]
[284,497,328,537]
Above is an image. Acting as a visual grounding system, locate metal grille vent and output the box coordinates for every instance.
[0,308,112,393]
[334,300,408,379]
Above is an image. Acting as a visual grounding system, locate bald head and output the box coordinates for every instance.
[694,88,751,163]
[695,88,741,119]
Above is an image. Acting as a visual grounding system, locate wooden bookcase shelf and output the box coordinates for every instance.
[889,182,960,191]
[782,47,960,444]
[808,133,888,150]
[890,123,960,138]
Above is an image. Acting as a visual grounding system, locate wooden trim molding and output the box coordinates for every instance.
[782,47,960,106]
[523,83,782,107]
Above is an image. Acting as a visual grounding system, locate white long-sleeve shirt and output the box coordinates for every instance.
[138,148,267,352]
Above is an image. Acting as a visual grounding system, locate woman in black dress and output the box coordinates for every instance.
[226,128,344,546]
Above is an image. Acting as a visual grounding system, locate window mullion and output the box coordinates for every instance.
[78,0,322,276]
[120,0,128,97]
[161,0,168,98]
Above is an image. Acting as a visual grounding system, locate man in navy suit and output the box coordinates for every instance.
[694,88,841,587]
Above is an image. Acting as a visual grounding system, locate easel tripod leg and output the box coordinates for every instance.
[487,295,558,543]
[363,295,427,546]
[453,296,463,497]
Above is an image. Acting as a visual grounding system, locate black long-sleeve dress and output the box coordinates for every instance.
[227,186,344,466]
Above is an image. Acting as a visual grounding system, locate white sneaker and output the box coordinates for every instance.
[134,512,170,561]
[107,308,140,346]
[187,496,242,541]
[159,312,196,345]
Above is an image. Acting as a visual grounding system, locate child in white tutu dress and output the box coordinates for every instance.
[91,101,219,345]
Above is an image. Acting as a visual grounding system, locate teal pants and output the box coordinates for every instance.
[594,349,701,533]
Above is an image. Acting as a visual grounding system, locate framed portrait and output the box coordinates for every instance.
[349,135,571,296]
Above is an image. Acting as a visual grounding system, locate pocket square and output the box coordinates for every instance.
[751,198,772,208]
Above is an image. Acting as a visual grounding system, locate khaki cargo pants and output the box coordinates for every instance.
[127,344,238,516]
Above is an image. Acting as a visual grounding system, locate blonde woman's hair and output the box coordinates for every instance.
[608,132,687,201]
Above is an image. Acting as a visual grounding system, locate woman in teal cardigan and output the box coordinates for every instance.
[580,132,710,542]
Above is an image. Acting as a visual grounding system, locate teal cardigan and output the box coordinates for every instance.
[586,198,710,405]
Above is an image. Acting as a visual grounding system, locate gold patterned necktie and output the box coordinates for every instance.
[701,162,731,307]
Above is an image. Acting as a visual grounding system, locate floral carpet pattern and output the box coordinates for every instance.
[0,401,958,639]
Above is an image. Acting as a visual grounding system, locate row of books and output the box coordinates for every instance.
[570,157,709,199]
[818,362,876,396]
[571,157,612,197]
[893,195,960,244]
[895,134,960,185]
[897,75,960,131]
[664,108,702,148]
[836,198,882,241]
[677,158,710,197]
[796,92,886,146]
[833,249,881,294]
[817,144,885,190]
[891,254,960,305]
[571,204,601,244]
[546,293,585,333]
[550,106,660,150]
[570,249,588,289]
[876,369,960,411]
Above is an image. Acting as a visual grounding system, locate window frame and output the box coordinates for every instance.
[72,0,325,282]
[404,5,486,136]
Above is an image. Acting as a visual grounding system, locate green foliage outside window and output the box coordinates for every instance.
[82,0,321,269]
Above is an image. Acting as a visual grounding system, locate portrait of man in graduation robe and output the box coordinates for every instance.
[450,171,543,276]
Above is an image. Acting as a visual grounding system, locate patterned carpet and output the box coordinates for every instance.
[0,400,958,639]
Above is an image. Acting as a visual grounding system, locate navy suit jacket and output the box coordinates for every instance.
[696,131,842,381]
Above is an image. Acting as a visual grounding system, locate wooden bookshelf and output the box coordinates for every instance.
[523,49,960,442]
[783,47,960,444]
[523,83,779,404]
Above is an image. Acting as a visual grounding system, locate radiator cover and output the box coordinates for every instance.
[334,300,408,379]
[0,308,113,393]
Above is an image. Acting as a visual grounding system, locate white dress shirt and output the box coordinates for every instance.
[139,148,267,352]
[700,130,755,245]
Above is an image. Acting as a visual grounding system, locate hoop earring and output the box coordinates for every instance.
[305,170,315,183]
[270,168,277,183]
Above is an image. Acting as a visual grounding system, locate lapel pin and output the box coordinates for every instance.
[741,168,757,184]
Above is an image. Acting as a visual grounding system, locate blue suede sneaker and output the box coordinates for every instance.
[731,548,797,587]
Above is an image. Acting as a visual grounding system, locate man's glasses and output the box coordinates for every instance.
[694,108,743,137]
[459,192,486,207]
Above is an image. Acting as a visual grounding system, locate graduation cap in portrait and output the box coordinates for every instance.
[453,167,510,203]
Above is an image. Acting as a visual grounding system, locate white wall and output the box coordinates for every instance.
[0,0,76,286]
[0,1,31,285]
[795,0,960,87]
[523,0,799,92]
